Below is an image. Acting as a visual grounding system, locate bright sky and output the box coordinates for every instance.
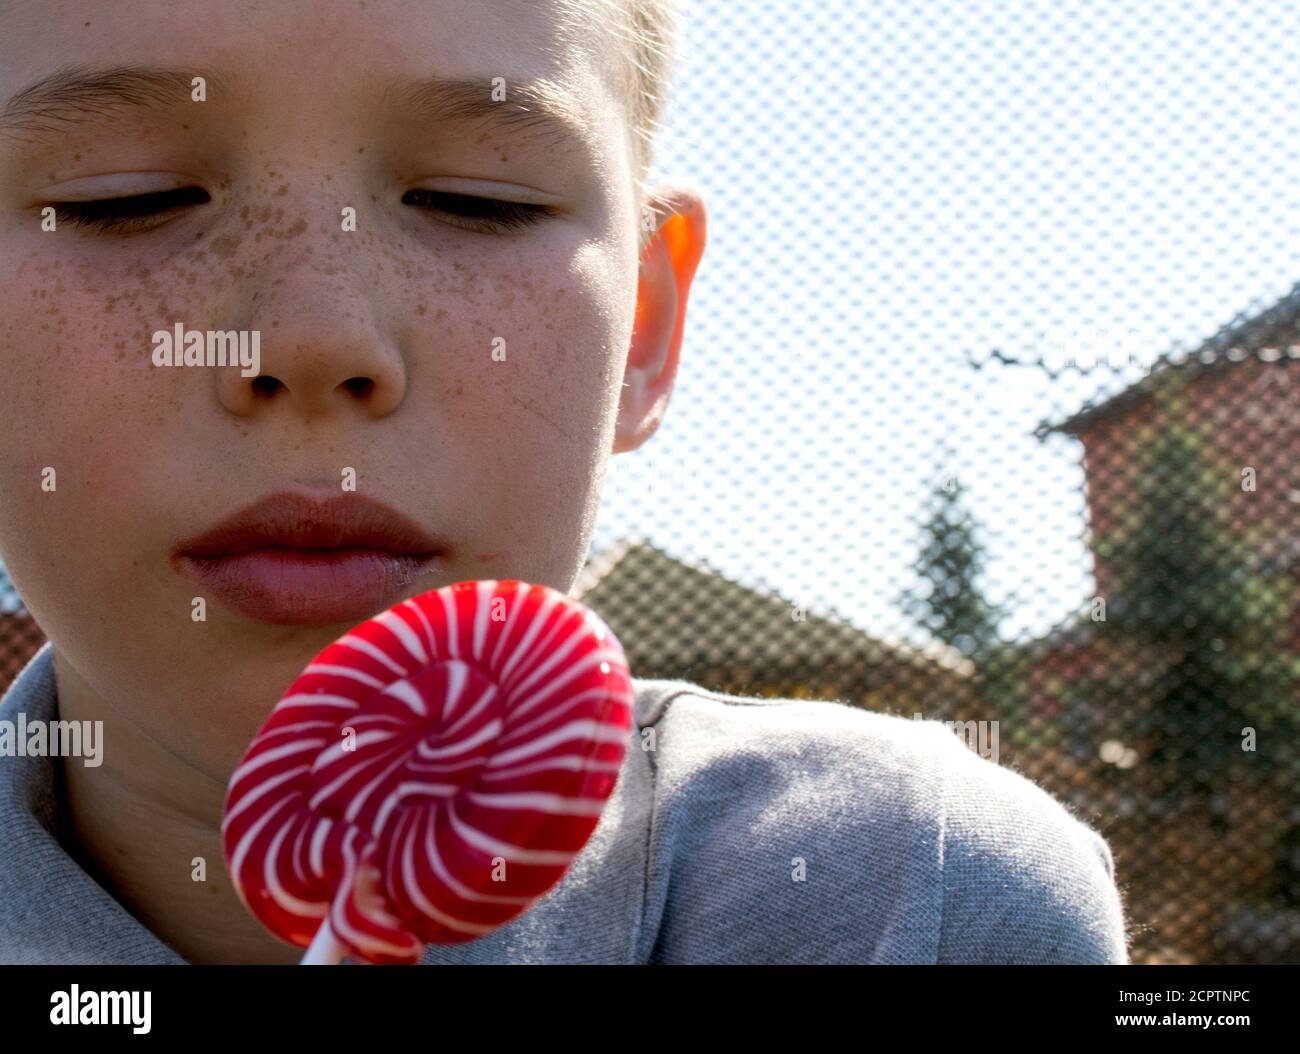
[593,0,1300,648]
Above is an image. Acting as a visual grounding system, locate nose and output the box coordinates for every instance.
[216,242,407,420]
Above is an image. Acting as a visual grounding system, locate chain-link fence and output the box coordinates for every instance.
[581,0,1300,965]
[578,334,1299,966]
[3,0,1298,965]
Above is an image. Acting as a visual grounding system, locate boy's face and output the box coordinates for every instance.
[0,0,702,774]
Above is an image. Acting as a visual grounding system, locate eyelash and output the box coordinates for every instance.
[50,187,210,234]
[402,189,555,232]
[49,187,556,235]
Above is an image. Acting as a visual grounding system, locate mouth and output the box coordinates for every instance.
[173,491,448,626]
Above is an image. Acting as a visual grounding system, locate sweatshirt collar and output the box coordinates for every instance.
[0,643,188,964]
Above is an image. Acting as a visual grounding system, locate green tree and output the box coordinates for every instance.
[901,475,1004,659]
[1097,388,1296,798]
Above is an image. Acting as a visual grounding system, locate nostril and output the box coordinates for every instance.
[251,375,281,398]
[343,377,375,397]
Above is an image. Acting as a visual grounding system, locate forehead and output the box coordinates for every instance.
[0,0,628,148]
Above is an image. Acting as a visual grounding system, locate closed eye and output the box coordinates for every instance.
[49,186,211,233]
[402,189,556,233]
[46,186,555,236]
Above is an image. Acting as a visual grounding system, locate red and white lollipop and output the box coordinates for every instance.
[221,579,634,964]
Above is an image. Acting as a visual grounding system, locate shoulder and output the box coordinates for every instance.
[928,712,1130,963]
[631,678,1129,964]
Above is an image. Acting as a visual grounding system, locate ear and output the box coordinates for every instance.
[612,182,707,454]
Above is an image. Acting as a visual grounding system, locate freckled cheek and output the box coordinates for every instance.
[459,275,612,404]
[410,274,615,559]
[0,292,172,561]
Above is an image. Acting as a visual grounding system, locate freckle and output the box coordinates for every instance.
[239,205,250,222]
[357,146,365,154]
[285,218,307,238]
[181,123,189,130]
[275,184,288,196]
[257,205,272,223]
[417,304,427,315]
[211,233,240,257]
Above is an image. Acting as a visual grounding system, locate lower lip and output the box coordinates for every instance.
[178,548,442,625]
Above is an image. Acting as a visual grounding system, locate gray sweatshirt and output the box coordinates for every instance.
[0,642,1129,964]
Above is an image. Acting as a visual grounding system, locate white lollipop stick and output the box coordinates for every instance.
[300,918,349,966]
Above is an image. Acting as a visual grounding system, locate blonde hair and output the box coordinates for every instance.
[559,0,679,195]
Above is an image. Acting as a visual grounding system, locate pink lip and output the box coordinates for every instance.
[173,491,449,626]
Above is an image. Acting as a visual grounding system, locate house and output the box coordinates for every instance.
[574,536,978,718]
[1025,285,1300,963]
[1036,286,1300,606]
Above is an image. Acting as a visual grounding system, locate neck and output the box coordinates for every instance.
[53,651,302,965]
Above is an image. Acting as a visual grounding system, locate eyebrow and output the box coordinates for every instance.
[380,74,593,151]
[0,64,229,142]
[0,63,593,152]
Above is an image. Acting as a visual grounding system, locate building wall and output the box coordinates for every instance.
[1075,357,1298,613]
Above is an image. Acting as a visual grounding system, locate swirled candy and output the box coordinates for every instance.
[221,579,634,964]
